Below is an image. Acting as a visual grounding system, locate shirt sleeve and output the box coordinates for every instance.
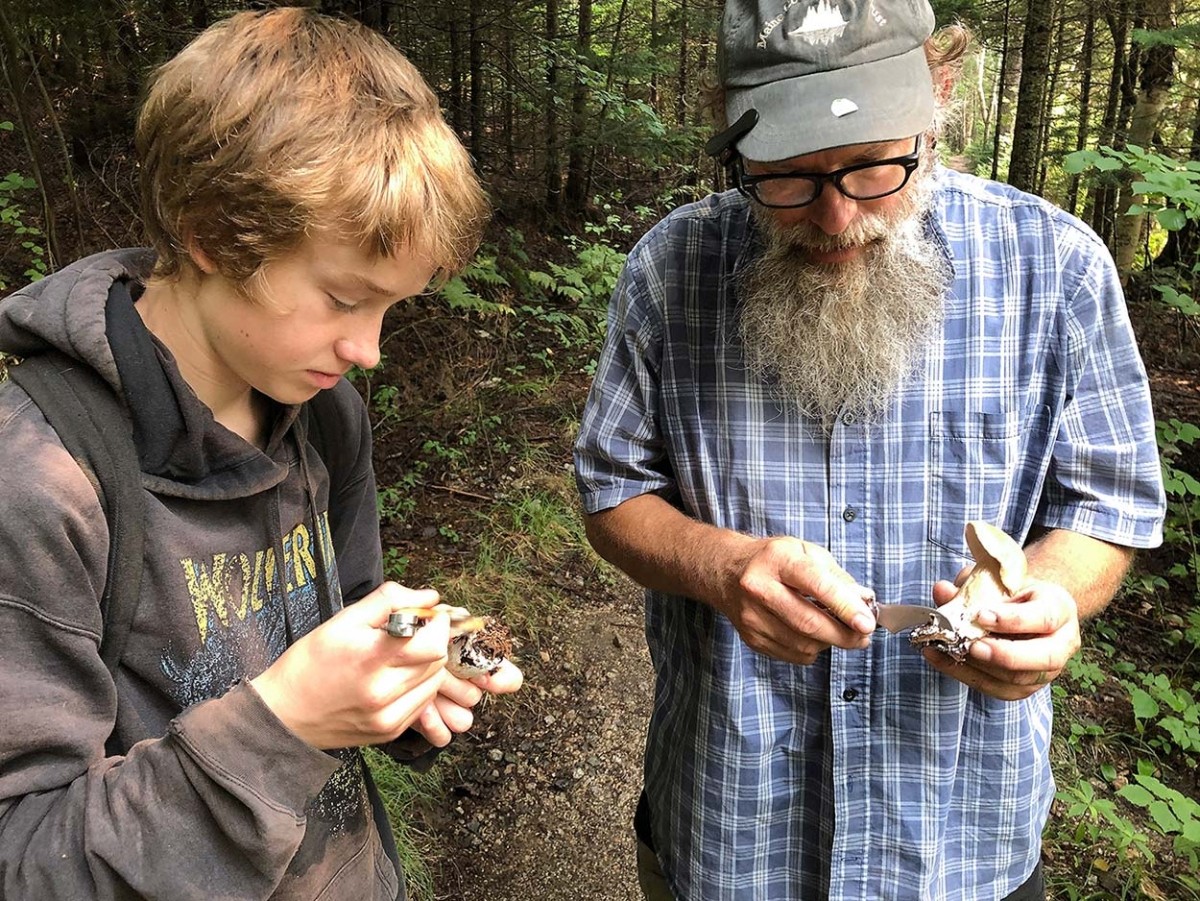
[573,245,676,514]
[1034,228,1166,548]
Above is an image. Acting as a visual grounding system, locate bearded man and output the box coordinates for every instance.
[573,2,1165,900]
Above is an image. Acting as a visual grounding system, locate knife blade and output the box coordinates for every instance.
[872,603,953,635]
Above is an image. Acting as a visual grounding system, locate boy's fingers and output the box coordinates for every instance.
[437,670,484,708]
[473,660,524,694]
[354,582,442,628]
[381,611,449,666]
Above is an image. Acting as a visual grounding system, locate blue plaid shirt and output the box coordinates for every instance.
[574,168,1165,901]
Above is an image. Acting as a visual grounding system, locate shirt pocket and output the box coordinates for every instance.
[927,406,1051,557]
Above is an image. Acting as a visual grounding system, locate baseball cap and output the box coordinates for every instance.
[717,0,937,162]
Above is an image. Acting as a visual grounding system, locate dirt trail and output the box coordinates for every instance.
[426,581,654,900]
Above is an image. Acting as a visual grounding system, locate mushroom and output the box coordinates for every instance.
[447,616,513,679]
[384,604,513,678]
[909,521,1027,662]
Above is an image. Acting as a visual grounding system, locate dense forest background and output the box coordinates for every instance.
[2,1,1200,898]
[2,0,1200,282]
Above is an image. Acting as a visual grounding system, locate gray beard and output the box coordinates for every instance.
[737,184,950,424]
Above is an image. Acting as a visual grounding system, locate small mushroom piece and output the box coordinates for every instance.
[447,616,513,679]
[910,521,1027,662]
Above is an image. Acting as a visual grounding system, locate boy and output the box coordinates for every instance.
[0,8,520,899]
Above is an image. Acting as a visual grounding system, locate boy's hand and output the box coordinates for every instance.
[412,659,525,747]
[250,582,451,749]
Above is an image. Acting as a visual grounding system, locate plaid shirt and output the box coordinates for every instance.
[574,168,1165,901]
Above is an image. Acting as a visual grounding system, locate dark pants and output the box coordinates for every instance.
[635,839,1045,901]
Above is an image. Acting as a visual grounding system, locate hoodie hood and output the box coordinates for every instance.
[0,249,297,499]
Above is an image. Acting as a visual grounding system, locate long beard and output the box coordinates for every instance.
[737,179,950,424]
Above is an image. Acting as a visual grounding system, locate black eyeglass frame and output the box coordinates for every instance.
[732,135,923,209]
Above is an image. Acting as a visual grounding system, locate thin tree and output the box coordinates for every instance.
[1007,0,1055,192]
[1114,0,1178,278]
[545,0,562,211]
[564,0,593,211]
[1066,8,1097,216]
[990,0,1013,182]
[469,0,485,166]
[0,5,60,269]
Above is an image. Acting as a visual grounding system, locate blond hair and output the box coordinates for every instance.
[136,7,487,289]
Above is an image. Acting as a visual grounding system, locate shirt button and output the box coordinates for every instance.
[842,413,855,425]
[842,688,859,702]
[842,506,857,522]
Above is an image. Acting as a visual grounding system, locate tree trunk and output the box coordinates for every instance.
[1066,10,1096,216]
[1035,9,1065,197]
[1007,0,1054,192]
[544,0,561,211]
[1087,6,1133,244]
[502,16,514,172]
[469,0,485,166]
[0,5,61,269]
[1113,0,1177,280]
[676,0,689,128]
[650,0,659,110]
[563,0,592,211]
[583,0,631,204]
[1156,98,1200,279]
[448,12,465,137]
[990,0,1013,182]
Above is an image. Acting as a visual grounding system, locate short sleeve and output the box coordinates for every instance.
[573,248,676,514]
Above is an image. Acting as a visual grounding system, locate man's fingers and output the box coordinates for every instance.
[770,553,874,634]
[931,579,958,606]
[750,580,870,649]
[975,586,1076,637]
[923,645,1060,701]
[971,634,1075,677]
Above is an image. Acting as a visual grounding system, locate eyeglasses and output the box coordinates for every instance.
[733,136,923,209]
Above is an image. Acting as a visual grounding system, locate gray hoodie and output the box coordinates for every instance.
[0,250,403,899]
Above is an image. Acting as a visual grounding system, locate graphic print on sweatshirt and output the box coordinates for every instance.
[162,510,370,846]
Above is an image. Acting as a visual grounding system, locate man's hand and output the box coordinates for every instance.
[922,577,1081,701]
[718,537,876,665]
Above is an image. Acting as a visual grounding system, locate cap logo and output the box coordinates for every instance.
[830,98,858,117]
[787,0,848,46]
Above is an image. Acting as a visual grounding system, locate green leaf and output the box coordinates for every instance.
[1129,687,1159,720]
[1148,800,1183,834]
[1062,151,1096,174]
[1157,208,1188,230]
[1119,784,1155,807]
[0,120,13,130]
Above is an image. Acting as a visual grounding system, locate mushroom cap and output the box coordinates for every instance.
[964,521,1027,595]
